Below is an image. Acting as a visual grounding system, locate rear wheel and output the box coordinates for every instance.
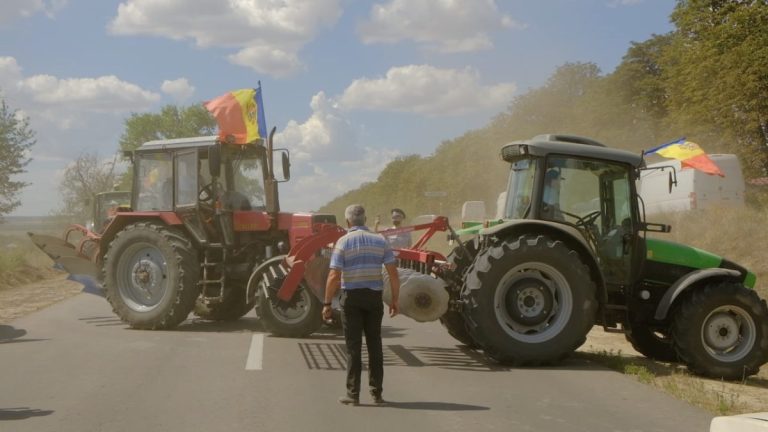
[671,282,768,379]
[103,222,200,330]
[255,258,323,337]
[463,235,597,365]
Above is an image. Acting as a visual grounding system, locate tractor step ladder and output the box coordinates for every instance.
[199,244,226,303]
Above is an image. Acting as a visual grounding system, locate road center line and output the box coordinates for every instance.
[246,333,264,370]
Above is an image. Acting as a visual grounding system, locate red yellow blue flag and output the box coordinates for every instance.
[646,138,724,177]
[204,86,267,145]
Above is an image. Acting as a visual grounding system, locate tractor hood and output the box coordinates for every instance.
[645,238,756,288]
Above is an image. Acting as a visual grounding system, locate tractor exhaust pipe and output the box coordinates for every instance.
[265,126,279,215]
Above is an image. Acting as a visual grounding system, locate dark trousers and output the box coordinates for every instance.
[340,288,384,398]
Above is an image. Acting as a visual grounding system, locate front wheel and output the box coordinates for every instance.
[255,258,323,337]
[671,282,768,380]
[463,235,597,365]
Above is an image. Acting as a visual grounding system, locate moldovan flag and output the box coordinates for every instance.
[647,138,724,177]
[204,87,267,144]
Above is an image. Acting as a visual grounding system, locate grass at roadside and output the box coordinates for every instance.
[578,346,768,416]
[0,234,59,291]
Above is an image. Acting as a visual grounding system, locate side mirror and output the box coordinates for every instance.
[273,149,291,182]
[281,151,291,181]
[667,170,678,194]
[208,145,221,178]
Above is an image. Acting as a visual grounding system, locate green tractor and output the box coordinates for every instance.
[445,134,768,379]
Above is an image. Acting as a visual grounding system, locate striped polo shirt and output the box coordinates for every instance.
[329,226,396,291]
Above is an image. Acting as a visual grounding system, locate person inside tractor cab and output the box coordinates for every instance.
[104,200,119,226]
[540,168,564,221]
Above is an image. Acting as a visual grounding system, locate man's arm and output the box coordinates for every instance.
[385,263,400,317]
[323,269,342,321]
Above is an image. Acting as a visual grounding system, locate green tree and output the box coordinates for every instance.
[0,96,34,217]
[55,152,121,222]
[119,104,216,152]
[666,0,768,173]
[117,104,216,188]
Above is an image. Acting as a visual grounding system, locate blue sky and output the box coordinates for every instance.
[0,0,675,216]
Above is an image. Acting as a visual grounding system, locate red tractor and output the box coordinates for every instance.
[32,130,336,335]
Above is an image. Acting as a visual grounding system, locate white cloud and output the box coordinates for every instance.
[0,56,159,216]
[0,56,23,89]
[275,91,399,212]
[18,74,159,112]
[359,0,524,53]
[227,46,303,78]
[277,91,358,162]
[109,0,342,77]
[339,65,516,116]
[161,77,195,101]
[0,0,68,24]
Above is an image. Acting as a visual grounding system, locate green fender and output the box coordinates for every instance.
[654,268,741,320]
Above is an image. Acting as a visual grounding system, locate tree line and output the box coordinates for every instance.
[319,0,768,222]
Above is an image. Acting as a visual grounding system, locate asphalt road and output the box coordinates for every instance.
[0,292,713,432]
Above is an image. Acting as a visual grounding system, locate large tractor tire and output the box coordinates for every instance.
[194,282,254,321]
[103,222,200,330]
[624,314,677,362]
[255,257,323,338]
[671,282,768,380]
[462,235,597,365]
[439,242,479,348]
[440,311,478,348]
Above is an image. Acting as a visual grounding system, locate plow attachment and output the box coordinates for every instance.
[28,231,100,278]
[270,217,457,324]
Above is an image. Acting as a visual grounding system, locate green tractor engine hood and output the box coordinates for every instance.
[646,238,756,288]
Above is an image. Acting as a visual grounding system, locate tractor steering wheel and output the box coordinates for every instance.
[199,181,223,204]
[561,210,601,229]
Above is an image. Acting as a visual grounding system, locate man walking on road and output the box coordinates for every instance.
[323,204,400,406]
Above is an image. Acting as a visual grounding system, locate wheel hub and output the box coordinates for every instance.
[131,258,162,299]
[503,274,555,327]
[704,311,741,351]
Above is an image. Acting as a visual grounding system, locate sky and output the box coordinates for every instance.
[0,0,675,216]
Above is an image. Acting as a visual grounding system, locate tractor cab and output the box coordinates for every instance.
[499,134,645,289]
[132,136,271,213]
[128,136,284,247]
[89,191,131,233]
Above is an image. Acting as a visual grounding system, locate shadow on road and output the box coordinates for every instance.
[0,407,54,420]
[366,401,489,411]
[0,325,47,344]
[299,342,513,372]
[174,318,263,333]
[306,325,407,341]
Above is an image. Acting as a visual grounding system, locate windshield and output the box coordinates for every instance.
[135,153,173,211]
[504,158,536,219]
[224,147,267,211]
[540,156,632,252]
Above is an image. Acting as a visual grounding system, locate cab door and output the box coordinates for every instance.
[174,149,211,244]
[596,168,637,288]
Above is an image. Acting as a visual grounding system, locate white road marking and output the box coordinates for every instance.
[246,333,264,370]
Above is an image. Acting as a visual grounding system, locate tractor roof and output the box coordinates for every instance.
[138,136,219,151]
[502,134,643,167]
